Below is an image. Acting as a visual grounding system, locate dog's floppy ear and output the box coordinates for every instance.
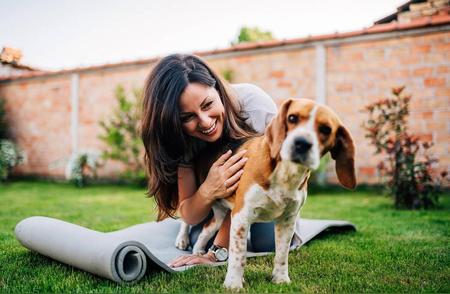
[265,98,293,159]
[330,125,356,189]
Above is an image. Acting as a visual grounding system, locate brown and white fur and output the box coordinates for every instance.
[176,98,356,289]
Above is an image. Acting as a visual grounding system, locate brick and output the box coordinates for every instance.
[359,166,377,177]
[335,83,354,92]
[427,121,448,131]
[349,52,364,61]
[413,67,434,76]
[412,44,431,53]
[424,77,446,87]
[436,43,450,52]
[269,70,284,78]
[277,80,292,88]
[421,111,434,119]
[437,66,450,73]
[235,55,252,63]
[417,133,433,141]
[435,88,450,97]
[390,69,411,78]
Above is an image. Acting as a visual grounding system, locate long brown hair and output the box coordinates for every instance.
[141,54,256,220]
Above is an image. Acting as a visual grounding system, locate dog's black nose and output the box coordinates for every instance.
[294,137,312,154]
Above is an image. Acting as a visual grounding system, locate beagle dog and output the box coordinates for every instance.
[177,98,356,289]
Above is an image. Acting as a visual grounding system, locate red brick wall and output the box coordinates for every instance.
[210,49,316,99]
[0,29,448,183]
[1,76,72,176]
[77,65,152,177]
[325,32,449,182]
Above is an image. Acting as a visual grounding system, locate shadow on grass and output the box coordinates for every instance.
[305,225,357,244]
[308,183,385,195]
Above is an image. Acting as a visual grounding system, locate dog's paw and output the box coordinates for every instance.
[175,234,189,250]
[223,278,244,290]
[191,246,206,255]
[272,273,291,284]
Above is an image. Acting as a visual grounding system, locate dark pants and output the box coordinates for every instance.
[189,212,276,252]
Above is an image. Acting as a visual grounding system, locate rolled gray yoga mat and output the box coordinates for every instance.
[15,216,355,283]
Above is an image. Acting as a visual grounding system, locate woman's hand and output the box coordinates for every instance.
[200,149,248,201]
[168,252,216,268]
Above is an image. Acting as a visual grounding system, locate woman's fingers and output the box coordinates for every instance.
[222,149,247,169]
[169,254,214,267]
[224,169,244,188]
[168,255,191,267]
[226,181,240,193]
[213,150,232,166]
[185,256,214,265]
[170,255,196,268]
[226,157,248,177]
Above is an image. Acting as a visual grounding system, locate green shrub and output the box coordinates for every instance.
[0,98,25,182]
[0,139,25,181]
[66,152,100,187]
[98,85,146,185]
[221,69,235,82]
[233,26,275,44]
[362,86,447,209]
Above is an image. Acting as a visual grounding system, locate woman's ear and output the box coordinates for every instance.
[330,125,356,189]
[265,99,293,159]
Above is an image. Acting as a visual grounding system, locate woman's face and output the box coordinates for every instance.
[179,82,225,142]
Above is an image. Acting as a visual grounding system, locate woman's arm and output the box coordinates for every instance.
[177,149,248,225]
[169,151,246,268]
[169,149,247,268]
[177,166,214,225]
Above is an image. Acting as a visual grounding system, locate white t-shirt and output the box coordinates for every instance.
[232,83,277,134]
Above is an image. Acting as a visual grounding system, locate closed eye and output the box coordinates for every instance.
[202,101,213,110]
[181,114,195,123]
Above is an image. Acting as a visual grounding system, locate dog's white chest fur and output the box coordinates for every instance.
[239,160,309,222]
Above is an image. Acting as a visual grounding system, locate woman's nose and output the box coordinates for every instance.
[197,112,212,129]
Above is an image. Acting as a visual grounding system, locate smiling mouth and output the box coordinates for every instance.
[200,120,217,135]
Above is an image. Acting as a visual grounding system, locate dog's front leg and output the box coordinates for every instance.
[192,205,227,255]
[175,220,190,250]
[272,214,297,284]
[224,213,249,290]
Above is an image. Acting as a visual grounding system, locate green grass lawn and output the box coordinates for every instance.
[1,180,449,293]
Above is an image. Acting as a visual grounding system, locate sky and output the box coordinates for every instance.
[1,0,407,70]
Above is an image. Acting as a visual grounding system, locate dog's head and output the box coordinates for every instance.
[265,98,356,189]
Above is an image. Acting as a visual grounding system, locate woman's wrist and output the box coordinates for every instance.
[205,251,217,262]
[198,183,215,203]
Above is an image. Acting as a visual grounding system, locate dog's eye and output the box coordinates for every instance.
[319,125,332,135]
[287,115,298,124]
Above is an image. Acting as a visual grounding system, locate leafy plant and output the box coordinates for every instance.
[221,69,235,83]
[362,86,447,209]
[98,85,146,185]
[66,152,100,187]
[232,26,275,45]
[0,139,25,181]
[0,98,25,181]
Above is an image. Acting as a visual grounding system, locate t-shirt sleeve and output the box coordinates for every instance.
[232,83,278,135]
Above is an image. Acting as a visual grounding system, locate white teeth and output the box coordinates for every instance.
[201,121,216,135]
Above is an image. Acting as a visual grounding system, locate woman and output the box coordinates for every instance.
[141,54,279,267]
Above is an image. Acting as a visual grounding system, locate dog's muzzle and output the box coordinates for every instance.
[291,136,312,164]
